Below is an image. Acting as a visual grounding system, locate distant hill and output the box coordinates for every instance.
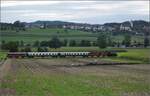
[1,20,150,35]
[31,20,75,25]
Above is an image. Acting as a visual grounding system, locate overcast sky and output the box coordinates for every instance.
[1,1,149,24]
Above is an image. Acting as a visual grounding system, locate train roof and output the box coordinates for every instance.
[8,52,27,54]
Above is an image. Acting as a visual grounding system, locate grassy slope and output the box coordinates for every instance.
[0,28,144,43]
[0,28,96,43]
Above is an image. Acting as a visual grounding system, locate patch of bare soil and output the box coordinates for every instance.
[11,59,149,76]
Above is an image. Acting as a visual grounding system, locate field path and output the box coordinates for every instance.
[0,59,12,79]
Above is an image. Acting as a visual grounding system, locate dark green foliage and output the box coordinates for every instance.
[80,40,91,47]
[40,41,49,47]
[1,40,6,49]
[69,40,77,47]
[20,40,24,47]
[144,36,149,48]
[33,40,40,47]
[24,47,31,52]
[1,41,19,52]
[43,22,47,29]
[43,47,48,52]
[37,47,43,52]
[122,34,131,47]
[13,21,26,32]
[97,33,107,48]
[62,39,68,46]
[49,36,62,49]
[37,47,48,52]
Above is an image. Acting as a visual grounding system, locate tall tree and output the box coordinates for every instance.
[49,36,61,49]
[69,40,77,47]
[13,21,20,32]
[1,40,6,50]
[62,39,68,46]
[20,40,24,47]
[97,33,107,48]
[40,41,49,47]
[33,40,40,47]
[122,34,131,47]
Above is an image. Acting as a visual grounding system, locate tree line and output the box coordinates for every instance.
[0,21,26,32]
[1,33,149,52]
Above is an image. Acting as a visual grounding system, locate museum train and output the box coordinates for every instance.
[7,51,117,58]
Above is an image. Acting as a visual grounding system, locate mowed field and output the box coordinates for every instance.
[0,58,150,96]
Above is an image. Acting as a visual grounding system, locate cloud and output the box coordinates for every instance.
[1,1,61,7]
[1,1,149,24]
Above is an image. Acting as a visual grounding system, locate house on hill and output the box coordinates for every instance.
[120,21,133,31]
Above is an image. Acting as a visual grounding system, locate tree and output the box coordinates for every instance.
[13,21,26,31]
[37,47,43,52]
[122,34,131,47]
[40,41,49,47]
[80,40,91,47]
[107,34,113,47]
[144,36,149,47]
[43,47,48,52]
[64,29,68,34]
[13,21,20,27]
[97,33,107,48]
[13,21,20,32]
[1,40,6,49]
[69,40,76,47]
[2,41,19,52]
[62,39,68,46]
[33,40,40,47]
[43,22,47,29]
[20,40,24,47]
[49,36,61,49]
[24,47,31,52]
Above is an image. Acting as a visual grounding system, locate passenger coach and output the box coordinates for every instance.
[7,51,117,58]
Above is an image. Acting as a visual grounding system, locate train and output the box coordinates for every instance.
[7,51,117,58]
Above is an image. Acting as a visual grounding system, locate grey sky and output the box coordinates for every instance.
[1,1,149,24]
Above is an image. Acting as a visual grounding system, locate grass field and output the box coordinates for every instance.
[0,28,144,44]
[0,52,7,61]
[118,48,150,63]
[0,59,150,96]
[0,28,96,43]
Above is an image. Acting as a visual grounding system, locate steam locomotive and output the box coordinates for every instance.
[7,51,117,58]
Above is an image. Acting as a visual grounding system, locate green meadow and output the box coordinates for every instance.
[0,28,144,44]
[1,58,150,96]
